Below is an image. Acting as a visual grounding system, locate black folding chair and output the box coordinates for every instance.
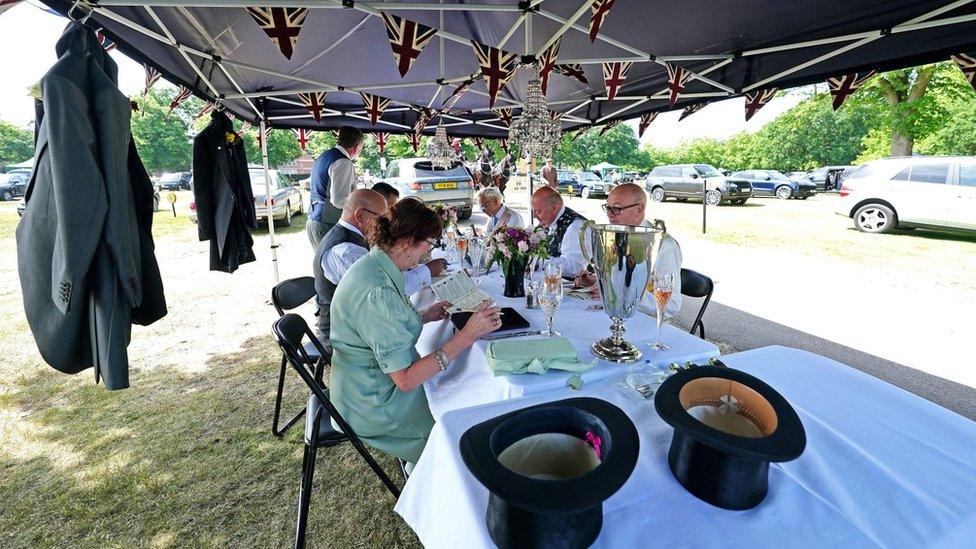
[680,268,714,339]
[273,314,401,549]
[270,277,324,437]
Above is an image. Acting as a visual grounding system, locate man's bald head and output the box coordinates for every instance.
[342,188,387,233]
[605,183,647,226]
[530,186,564,227]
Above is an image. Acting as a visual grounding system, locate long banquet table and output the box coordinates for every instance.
[412,268,720,420]
[395,345,976,547]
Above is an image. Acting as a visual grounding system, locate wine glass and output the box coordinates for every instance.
[647,272,674,351]
[538,284,562,337]
[543,258,563,293]
[467,237,486,285]
[456,236,469,268]
[444,229,458,264]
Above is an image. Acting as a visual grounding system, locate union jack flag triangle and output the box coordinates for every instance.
[554,64,588,85]
[679,103,705,121]
[827,72,875,110]
[359,92,390,125]
[744,88,777,121]
[666,63,693,107]
[598,120,621,136]
[0,1,24,17]
[375,132,388,154]
[299,91,326,122]
[571,126,590,141]
[498,139,509,153]
[589,0,617,43]
[194,101,216,121]
[165,86,192,119]
[382,13,438,78]
[638,112,658,137]
[602,62,632,101]
[473,137,484,150]
[443,75,478,111]
[143,63,161,97]
[409,132,421,153]
[96,30,116,52]
[494,108,513,127]
[292,128,310,151]
[471,41,519,108]
[950,52,976,92]
[550,110,564,123]
[538,39,561,95]
[414,107,435,135]
[246,7,308,60]
[239,121,252,133]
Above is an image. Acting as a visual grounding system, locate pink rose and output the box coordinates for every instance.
[517,241,529,253]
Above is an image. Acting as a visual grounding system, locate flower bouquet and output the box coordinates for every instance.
[486,227,550,297]
[432,204,458,230]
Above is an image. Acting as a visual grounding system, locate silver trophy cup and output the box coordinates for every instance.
[579,220,667,362]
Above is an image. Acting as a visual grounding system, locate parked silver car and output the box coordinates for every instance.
[188,167,304,227]
[645,164,753,205]
[378,158,475,219]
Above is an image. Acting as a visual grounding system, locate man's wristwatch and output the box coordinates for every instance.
[434,349,450,371]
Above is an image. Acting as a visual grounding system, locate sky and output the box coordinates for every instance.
[0,2,803,150]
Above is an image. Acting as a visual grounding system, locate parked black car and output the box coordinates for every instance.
[730,170,818,199]
[804,166,854,191]
[157,171,192,191]
[0,172,29,201]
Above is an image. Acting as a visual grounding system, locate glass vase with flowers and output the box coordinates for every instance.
[486,227,550,297]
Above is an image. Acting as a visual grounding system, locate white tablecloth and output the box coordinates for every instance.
[413,270,719,420]
[395,346,976,548]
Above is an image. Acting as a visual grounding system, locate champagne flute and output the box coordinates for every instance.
[647,272,673,350]
[543,258,563,293]
[444,229,458,265]
[538,284,562,337]
[467,237,486,286]
[456,236,469,268]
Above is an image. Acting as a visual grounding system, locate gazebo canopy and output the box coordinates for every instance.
[589,161,619,172]
[39,1,976,139]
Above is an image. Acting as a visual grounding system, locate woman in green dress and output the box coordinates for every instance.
[329,198,501,464]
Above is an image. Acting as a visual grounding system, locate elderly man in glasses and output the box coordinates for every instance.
[478,186,525,235]
[575,183,683,317]
[313,188,447,344]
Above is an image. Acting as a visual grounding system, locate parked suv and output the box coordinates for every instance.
[378,158,475,219]
[730,170,817,199]
[558,170,610,198]
[645,164,752,205]
[835,156,976,234]
[0,172,29,201]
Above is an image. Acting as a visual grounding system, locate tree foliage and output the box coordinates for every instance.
[0,120,33,168]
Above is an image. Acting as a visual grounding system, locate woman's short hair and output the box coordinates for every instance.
[369,198,441,248]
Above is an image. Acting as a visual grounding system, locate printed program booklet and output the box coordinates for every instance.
[430,271,492,313]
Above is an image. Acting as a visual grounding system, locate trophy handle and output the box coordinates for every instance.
[579,220,596,266]
[652,218,667,232]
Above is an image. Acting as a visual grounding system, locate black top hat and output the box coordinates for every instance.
[460,397,639,548]
[654,366,806,510]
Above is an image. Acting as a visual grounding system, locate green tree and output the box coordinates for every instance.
[241,126,302,168]
[0,120,33,168]
[554,123,639,170]
[129,87,198,174]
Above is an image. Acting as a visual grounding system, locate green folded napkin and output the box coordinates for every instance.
[486,337,596,376]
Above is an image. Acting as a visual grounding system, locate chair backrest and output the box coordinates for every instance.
[681,268,713,299]
[272,276,316,316]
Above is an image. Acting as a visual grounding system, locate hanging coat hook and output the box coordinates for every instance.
[67,1,94,24]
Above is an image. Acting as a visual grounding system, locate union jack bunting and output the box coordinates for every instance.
[598,120,621,136]
[246,7,308,60]
[409,132,421,153]
[471,41,519,108]
[554,64,588,85]
[414,107,435,135]
[602,62,632,101]
[571,126,590,141]
[165,86,192,119]
[443,75,478,111]
[298,92,326,122]
[588,0,617,43]
[473,137,485,149]
[744,88,778,121]
[679,103,705,121]
[96,30,116,52]
[494,108,513,127]
[375,132,388,154]
[143,63,161,97]
[239,121,252,134]
[498,139,509,153]
[550,110,564,123]
[827,71,875,110]
[950,52,976,92]
[382,12,438,78]
[292,128,310,151]
[359,93,391,126]
[194,101,216,121]
[538,38,561,95]
[0,1,24,17]
[638,112,658,138]
[666,63,693,107]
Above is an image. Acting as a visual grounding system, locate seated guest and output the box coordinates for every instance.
[329,199,502,464]
[575,183,683,317]
[313,189,447,343]
[478,186,524,234]
[371,181,400,211]
[530,186,588,278]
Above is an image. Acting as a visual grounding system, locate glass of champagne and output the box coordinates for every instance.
[456,236,469,268]
[648,272,674,351]
[444,229,458,264]
[543,258,563,293]
[538,284,562,337]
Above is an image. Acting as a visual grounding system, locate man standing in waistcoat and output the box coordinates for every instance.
[530,186,588,278]
[307,125,364,248]
[312,189,446,345]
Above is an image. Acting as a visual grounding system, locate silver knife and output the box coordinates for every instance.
[483,330,544,341]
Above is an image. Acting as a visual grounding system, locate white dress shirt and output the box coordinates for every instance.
[542,206,588,278]
[328,146,357,209]
[321,220,431,294]
[484,204,525,234]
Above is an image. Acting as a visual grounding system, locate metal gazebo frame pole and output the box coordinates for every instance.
[258,99,280,284]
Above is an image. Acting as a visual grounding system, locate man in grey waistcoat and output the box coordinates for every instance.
[307,126,364,248]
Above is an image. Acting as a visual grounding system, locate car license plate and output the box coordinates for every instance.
[433,182,458,190]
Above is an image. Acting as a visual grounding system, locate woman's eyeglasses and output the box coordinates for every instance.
[424,238,439,248]
[602,203,641,216]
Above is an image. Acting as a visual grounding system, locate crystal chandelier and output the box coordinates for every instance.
[426,123,457,169]
[509,65,562,159]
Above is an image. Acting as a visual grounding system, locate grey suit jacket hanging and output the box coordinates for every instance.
[16,22,166,390]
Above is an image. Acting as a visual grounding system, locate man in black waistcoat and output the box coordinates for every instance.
[530,186,589,278]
